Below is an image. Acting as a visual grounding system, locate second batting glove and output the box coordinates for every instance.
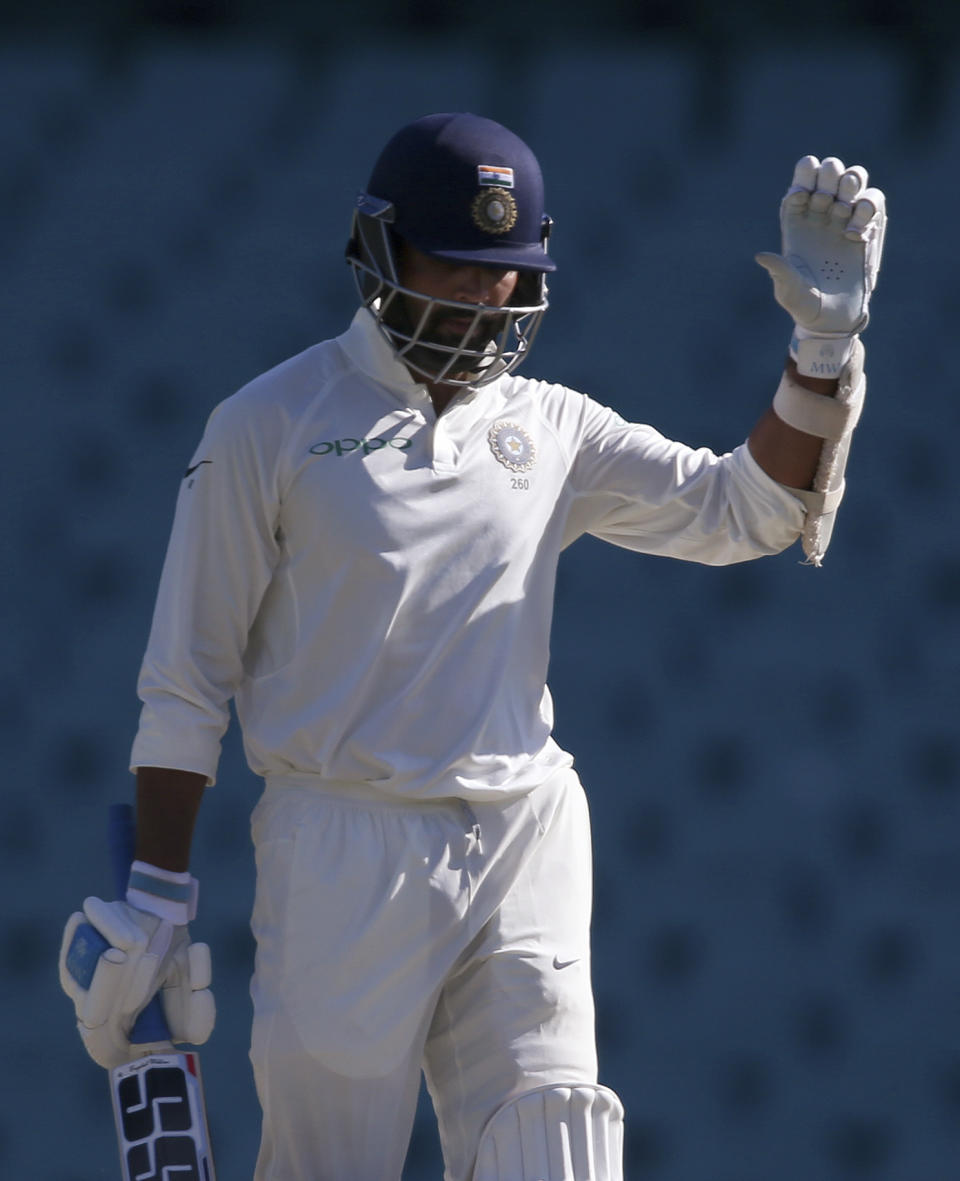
[756,155,886,377]
[59,862,215,1069]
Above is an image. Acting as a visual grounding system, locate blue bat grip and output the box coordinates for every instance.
[108,803,172,1046]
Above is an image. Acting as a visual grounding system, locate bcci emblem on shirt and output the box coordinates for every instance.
[488,421,536,472]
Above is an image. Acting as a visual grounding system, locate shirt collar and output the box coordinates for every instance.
[336,307,434,410]
[337,306,489,412]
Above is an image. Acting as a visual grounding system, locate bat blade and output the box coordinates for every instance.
[110,1049,215,1181]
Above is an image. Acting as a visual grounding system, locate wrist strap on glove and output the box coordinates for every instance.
[789,327,860,379]
[127,860,199,924]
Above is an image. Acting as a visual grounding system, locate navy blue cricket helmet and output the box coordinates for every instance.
[346,112,554,386]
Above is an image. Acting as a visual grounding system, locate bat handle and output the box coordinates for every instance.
[109,803,173,1047]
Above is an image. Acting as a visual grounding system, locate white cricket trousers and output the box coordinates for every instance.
[248,766,598,1181]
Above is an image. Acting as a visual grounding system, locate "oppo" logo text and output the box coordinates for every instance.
[309,437,413,457]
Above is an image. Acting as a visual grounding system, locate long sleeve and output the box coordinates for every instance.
[130,391,284,784]
[560,396,805,564]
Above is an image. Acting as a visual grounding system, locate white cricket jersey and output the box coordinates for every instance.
[131,308,805,799]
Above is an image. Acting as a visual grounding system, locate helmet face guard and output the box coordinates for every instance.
[345,113,555,388]
[346,196,551,387]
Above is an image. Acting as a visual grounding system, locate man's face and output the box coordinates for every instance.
[384,241,521,381]
[398,241,519,314]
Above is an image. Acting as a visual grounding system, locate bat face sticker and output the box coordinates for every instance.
[112,1051,215,1181]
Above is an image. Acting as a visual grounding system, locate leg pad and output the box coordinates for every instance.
[471,1083,624,1180]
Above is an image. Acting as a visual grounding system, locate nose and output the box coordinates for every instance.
[453,267,492,304]
[453,266,509,305]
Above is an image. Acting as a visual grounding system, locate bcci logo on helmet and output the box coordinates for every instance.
[471,188,518,236]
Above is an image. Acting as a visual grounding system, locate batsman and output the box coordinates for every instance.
[60,113,886,1180]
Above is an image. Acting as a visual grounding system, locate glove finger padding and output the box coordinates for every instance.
[789,154,820,195]
[160,938,216,1047]
[809,155,844,210]
[848,188,887,295]
[837,166,868,207]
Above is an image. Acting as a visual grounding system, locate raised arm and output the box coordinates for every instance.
[752,154,886,563]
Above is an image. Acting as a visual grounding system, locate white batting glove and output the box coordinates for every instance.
[60,897,180,1067]
[59,874,215,1069]
[756,155,886,377]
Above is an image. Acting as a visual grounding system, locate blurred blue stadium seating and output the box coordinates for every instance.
[5,36,956,1181]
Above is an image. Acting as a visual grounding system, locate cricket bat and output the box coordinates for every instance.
[65,804,216,1181]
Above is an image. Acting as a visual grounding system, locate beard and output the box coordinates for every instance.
[380,293,509,381]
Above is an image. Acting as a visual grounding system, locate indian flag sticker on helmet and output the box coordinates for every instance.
[488,421,536,472]
[471,187,518,236]
[477,164,515,188]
